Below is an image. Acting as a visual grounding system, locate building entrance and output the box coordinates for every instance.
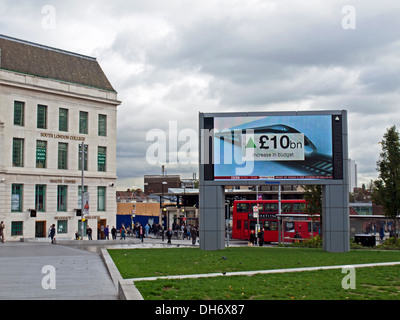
[35,221,47,238]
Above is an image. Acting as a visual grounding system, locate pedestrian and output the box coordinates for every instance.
[166,227,173,244]
[87,226,93,240]
[379,227,385,242]
[104,225,110,240]
[139,226,144,243]
[258,227,264,247]
[0,221,5,243]
[75,231,80,240]
[249,230,256,246]
[50,224,56,244]
[191,226,197,245]
[111,226,117,240]
[120,225,126,240]
[144,223,150,238]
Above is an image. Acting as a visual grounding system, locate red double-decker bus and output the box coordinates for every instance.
[232,199,320,243]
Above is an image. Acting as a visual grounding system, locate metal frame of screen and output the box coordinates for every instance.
[199,110,348,186]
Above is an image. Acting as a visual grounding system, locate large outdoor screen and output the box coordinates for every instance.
[201,111,345,181]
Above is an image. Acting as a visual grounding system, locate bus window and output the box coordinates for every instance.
[236,203,249,213]
[264,220,278,231]
[281,203,292,213]
[264,203,278,212]
[284,221,295,232]
[250,220,256,230]
[237,220,241,230]
[293,203,306,213]
[244,221,249,230]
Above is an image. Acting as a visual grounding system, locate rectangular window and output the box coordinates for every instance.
[97,186,106,211]
[59,108,69,132]
[12,138,24,167]
[98,114,107,136]
[11,221,23,236]
[35,185,46,212]
[36,140,47,168]
[97,146,106,172]
[78,186,88,208]
[57,185,67,212]
[14,101,24,126]
[58,143,68,170]
[236,203,249,213]
[78,144,88,171]
[57,220,68,234]
[37,104,47,129]
[11,184,23,212]
[79,111,88,134]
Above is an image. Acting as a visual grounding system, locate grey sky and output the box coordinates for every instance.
[2,0,400,189]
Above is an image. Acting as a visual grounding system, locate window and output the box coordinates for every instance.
[236,220,241,230]
[36,140,47,168]
[293,203,306,213]
[59,108,69,132]
[236,203,249,213]
[13,101,24,126]
[98,114,107,136]
[264,203,278,213]
[37,104,47,129]
[35,185,46,212]
[57,220,68,234]
[11,221,23,236]
[78,186,88,208]
[264,220,278,231]
[58,143,68,169]
[97,146,106,172]
[12,138,24,167]
[11,184,23,212]
[79,111,88,134]
[57,185,67,211]
[97,186,106,211]
[281,203,293,213]
[78,144,88,171]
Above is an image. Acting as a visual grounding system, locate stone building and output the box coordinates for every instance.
[0,35,120,240]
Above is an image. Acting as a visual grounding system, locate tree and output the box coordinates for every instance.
[372,125,400,240]
[303,185,322,236]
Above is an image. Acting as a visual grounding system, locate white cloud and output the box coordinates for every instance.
[2,0,400,188]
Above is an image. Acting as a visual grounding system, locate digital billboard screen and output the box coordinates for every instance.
[201,111,344,181]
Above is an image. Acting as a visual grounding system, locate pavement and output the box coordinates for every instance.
[0,235,246,300]
[0,241,118,300]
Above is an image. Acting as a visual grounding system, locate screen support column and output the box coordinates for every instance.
[322,184,350,252]
[199,184,225,250]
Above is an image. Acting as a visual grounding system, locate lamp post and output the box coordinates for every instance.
[161,181,167,229]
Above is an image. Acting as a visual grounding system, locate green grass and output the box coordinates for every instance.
[135,266,400,300]
[108,247,400,279]
[107,247,400,300]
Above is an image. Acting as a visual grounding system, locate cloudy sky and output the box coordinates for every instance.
[2,0,400,189]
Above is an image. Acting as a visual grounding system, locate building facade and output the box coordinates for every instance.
[0,35,121,240]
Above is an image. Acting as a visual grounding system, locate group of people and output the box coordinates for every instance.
[249,228,265,246]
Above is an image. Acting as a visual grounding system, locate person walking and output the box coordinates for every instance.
[139,226,144,243]
[166,227,173,244]
[258,227,264,247]
[87,226,93,240]
[104,225,110,240]
[120,225,126,240]
[111,226,117,240]
[191,226,197,245]
[50,224,56,244]
[0,221,5,243]
[249,230,256,246]
[144,223,150,238]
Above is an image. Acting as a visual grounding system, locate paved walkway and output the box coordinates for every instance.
[0,242,118,300]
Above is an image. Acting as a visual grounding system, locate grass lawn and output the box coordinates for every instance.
[107,247,400,300]
[108,246,400,278]
[134,266,400,300]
